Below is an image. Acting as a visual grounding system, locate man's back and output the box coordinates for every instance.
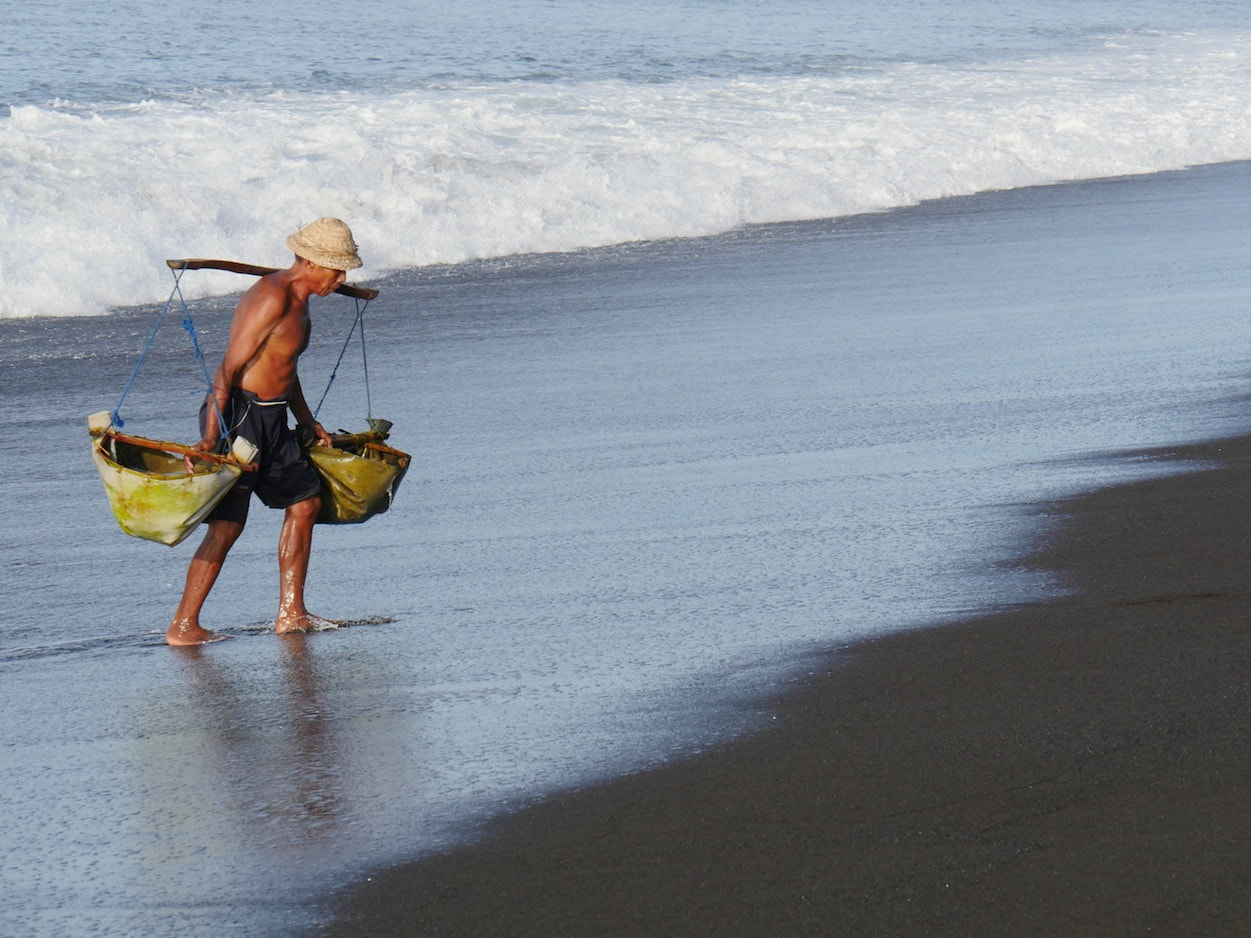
[214,270,311,401]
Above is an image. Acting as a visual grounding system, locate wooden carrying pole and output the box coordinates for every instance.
[166,258,379,300]
[99,428,259,471]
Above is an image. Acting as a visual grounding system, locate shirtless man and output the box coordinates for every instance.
[166,218,363,646]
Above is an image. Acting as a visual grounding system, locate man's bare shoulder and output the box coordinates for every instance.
[236,271,296,320]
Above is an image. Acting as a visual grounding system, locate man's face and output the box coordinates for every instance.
[311,262,348,296]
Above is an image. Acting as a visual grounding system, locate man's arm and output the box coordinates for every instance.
[195,286,285,452]
[289,373,333,447]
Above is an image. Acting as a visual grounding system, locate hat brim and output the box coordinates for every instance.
[285,233,363,271]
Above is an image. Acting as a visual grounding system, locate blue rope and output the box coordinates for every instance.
[181,300,232,451]
[111,269,185,427]
[314,295,371,420]
[111,264,228,444]
[360,308,373,420]
[181,308,214,390]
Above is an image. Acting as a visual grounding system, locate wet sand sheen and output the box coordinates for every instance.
[322,434,1251,934]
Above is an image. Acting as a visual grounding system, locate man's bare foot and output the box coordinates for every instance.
[275,613,343,635]
[166,622,231,646]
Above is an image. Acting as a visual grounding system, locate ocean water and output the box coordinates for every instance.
[4,3,1251,936]
[3,0,1251,318]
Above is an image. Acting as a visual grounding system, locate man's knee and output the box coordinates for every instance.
[195,519,245,561]
[287,494,321,523]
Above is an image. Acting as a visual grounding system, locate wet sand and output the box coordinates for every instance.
[322,434,1251,935]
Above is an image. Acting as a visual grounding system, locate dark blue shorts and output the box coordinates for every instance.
[201,389,322,525]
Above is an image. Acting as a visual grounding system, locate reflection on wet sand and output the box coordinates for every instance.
[108,626,429,934]
[152,637,346,856]
[279,634,343,831]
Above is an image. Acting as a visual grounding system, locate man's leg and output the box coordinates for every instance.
[276,494,323,634]
[167,519,246,646]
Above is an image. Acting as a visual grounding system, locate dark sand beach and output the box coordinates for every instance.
[323,433,1251,935]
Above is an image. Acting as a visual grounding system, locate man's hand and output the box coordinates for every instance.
[184,434,219,474]
[312,422,333,447]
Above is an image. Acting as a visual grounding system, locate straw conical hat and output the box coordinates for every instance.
[285,217,362,271]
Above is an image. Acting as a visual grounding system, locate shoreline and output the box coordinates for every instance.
[319,433,1251,935]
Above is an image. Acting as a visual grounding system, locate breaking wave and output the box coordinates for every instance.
[3,28,1251,317]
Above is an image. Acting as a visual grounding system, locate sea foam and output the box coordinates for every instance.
[2,29,1250,318]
